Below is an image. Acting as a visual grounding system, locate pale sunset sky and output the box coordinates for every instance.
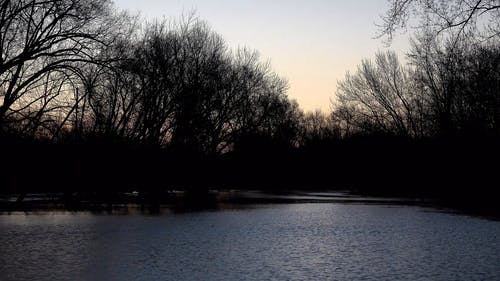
[113,0,409,112]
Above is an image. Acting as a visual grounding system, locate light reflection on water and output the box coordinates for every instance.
[0,204,499,281]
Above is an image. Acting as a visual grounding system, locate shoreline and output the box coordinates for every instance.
[1,190,496,220]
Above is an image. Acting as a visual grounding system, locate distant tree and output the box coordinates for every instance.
[232,91,301,153]
[333,38,500,139]
[335,51,425,137]
[262,97,302,148]
[379,0,500,43]
[330,103,358,138]
[300,110,338,146]
[167,19,232,152]
[132,19,292,153]
[207,49,293,153]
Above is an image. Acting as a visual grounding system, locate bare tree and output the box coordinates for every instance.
[331,103,358,138]
[300,110,338,145]
[335,51,424,137]
[0,0,114,132]
[70,15,294,154]
[410,35,500,136]
[379,0,500,43]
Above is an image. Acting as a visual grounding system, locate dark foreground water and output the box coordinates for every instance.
[1,203,499,281]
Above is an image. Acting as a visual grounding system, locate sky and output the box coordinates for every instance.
[113,0,409,112]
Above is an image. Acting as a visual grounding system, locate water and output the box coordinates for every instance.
[0,203,499,281]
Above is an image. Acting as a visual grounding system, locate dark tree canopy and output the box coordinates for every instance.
[0,6,299,155]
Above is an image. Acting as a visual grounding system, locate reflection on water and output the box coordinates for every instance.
[0,190,430,214]
[1,204,499,281]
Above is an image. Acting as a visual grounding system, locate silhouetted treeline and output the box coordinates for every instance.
[333,43,500,139]
[1,0,499,215]
[0,1,297,153]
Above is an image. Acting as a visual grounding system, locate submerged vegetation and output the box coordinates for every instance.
[1,0,499,215]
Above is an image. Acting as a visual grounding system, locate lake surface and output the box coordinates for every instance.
[1,203,499,281]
